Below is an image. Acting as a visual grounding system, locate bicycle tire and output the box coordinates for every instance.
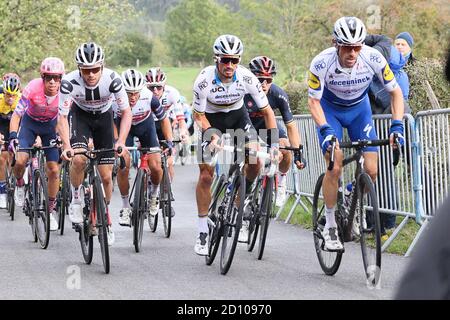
[33,170,50,249]
[59,162,70,235]
[7,167,15,221]
[205,174,226,266]
[133,169,146,252]
[220,172,244,275]
[161,164,172,238]
[357,173,382,287]
[247,178,263,252]
[94,176,110,274]
[312,173,343,275]
[257,176,274,260]
[78,185,93,264]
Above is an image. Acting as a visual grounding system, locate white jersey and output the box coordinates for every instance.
[152,84,184,122]
[192,65,268,114]
[308,46,398,106]
[59,67,129,115]
[112,87,166,126]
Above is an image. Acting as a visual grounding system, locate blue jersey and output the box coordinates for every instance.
[244,83,294,130]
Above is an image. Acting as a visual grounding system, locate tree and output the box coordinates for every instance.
[0,0,133,80]
[165,0,236,64]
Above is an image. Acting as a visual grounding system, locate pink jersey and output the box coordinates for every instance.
[15,78,60,122]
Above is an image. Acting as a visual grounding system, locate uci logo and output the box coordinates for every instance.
[211,87,225,93]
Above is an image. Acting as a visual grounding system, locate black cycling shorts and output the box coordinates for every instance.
[69,104,115,165]
[116,116,159,150]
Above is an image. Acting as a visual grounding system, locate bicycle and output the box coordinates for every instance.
[128,146,160,252]
[70,147,124,274]
[13,144,57,249]
[147,140,178,238]
[205,141,271,275]
[312,136,400,286]
[246,145,303,260]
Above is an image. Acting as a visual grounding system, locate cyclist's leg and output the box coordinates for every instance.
[317,100,345,250]
[69,107,89,189]
[116,119,132,202]
[40,119,60,208]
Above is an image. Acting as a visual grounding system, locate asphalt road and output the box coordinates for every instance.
[0,161,408,300]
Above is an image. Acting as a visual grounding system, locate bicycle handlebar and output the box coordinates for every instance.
[327,135,401,171]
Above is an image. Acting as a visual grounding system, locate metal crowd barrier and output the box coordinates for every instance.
[207,109,449,257]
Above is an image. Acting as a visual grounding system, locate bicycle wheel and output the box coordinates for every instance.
[247,178,263,252]
[59,162,71,235]
[78,185,93,264]
[220,172,244,275]
[94,176,110,274]
[33,170,50,249]
[161,165,172,238]
[357,173,381,287]
[257,176,274,260]
[312,173,343,275]
[205,174,226,266]
[133,169,147,252]
[7,167,15,221]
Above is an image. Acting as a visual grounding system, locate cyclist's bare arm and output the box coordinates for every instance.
[160,117,173,142]
[390,86,404,121]
[9,112,21,134]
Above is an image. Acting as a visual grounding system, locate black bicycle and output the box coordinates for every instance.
[147,140,177,238]
[128,146,159,252]
[247,145,303,260]
[312,136,400,286]
[14,144,56,249]
[70,147,124,274]
[205,143,271,275]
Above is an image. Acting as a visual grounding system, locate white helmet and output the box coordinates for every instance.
[333,17,366,46]
[121,69,146,92]
[75,42,105,67]
[213,34,243,57]
[145,68,166,86]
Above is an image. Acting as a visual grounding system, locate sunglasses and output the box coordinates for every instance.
[258,77,273,84]
[219,57,240,65]
[43,74,62,82]
[339,45,363,53]
[80,66,102,76]
[148,85,164,91]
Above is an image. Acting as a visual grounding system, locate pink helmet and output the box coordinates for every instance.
[40,57,65,76]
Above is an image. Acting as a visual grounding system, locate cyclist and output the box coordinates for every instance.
[193,34,279,255]
[308,17,405,251]
[0,75,21,208]
[179,96,194,136]
[9,58,65,231]
[146,68,188,179]
[58,42,132,246]
[245,56,305,207]
[113,69,173,226]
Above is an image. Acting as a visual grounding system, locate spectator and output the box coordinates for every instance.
[365,34,411,237]
[395,43,450,300]
[395,32,416,66]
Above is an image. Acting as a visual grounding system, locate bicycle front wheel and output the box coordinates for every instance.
[312,173,343,275]
[33,170,50,249]
[59,162,71,235]
[205,174,226,266]
[257,176,274,260]
[133,169,147,253]
[7,168,16,221]
[357,173,381,287]
[161,165,172,238]
[94,176,110,274]
[78,185,93,264]
[220,172,244,275]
